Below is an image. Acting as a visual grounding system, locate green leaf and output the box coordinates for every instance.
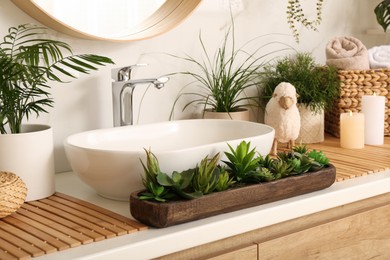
[375,0,390,32]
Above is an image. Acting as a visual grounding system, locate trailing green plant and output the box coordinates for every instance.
[286,0,324,43]
[0,24,114,134]
[259,52,340,113]
[139,141,330,202]
[375,0,390,32]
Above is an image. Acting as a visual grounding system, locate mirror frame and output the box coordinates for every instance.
[11,0,202,42]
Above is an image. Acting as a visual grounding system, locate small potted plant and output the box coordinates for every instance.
[260,52,340,143]
[0,24,114,201]
[169,23,289,121]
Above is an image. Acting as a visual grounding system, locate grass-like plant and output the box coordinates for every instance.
[0,24,114,134]
[259,52,340,113]
[168,22,293,119]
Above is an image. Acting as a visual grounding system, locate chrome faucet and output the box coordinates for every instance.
[112,64,169,126]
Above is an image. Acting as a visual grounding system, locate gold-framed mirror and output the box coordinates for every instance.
[11,0,202,42]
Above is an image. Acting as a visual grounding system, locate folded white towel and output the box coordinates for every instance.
[325,36,370,70]
[368,45,390,69]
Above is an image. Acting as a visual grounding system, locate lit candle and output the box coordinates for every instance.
[340,111,365,149]
[361,93,385,145]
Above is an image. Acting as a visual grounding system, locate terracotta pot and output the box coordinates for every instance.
[203,108,250,121]
[0,124,55,201]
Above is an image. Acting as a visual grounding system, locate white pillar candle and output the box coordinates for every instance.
[340,112,365,149]
[361,94,385,145]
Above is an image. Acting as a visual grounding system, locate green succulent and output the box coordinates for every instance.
[215,166,235,192]
[288,157,312,175]
[223,141,261,182]
[139,182,176,202]
[257,154,275,169]
[270,159,294,178]
[157,170,202,200]
[249,167,276,182]
[308,149,329,171]
[140,148,162,188]
[192,153,221,195]
[293,144,309,155]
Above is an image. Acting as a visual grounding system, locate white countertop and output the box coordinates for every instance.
[37,170,390,260]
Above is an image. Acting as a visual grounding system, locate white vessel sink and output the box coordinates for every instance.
[64,119,275,200]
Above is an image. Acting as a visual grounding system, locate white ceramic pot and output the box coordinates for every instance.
[0,124,55,201]
[203,108,250,121]
[298,104,325,143]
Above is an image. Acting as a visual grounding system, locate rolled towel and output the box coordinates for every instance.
[368,46,390,69]
[326,36,370,70]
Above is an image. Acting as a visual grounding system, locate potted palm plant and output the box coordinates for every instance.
[0,24,114,201]
[169,24,290,121]
[260,52,339,143]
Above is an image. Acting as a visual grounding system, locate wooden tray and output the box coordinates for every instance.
[130,164,336,228]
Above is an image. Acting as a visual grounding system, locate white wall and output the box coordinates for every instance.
[1,0,387,172]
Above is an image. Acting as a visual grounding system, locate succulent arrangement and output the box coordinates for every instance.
[139,141,330,202]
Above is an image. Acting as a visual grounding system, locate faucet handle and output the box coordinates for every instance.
[112,64,148,81]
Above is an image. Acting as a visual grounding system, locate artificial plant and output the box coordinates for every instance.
[0,24,114,134]
[375,0,390,32]
[168,20,292,119]
[259,52,340,113]
[286,0,324,43]
[139,141,330,202]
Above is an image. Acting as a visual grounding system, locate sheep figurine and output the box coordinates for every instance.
[264,82,301,155]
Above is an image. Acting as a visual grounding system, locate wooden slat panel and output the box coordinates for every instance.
[21,203,103,242]
[0,192,147,259]
[0,237,30,260]
[16,206,94,245]
[0,228,44,257]
[0,221,57,254]
[55,193,147,231]
[44,197,128,235]
[28,200,114,239]
[5,214,80,249]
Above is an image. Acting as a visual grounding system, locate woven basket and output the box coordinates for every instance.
[0,171,27,218]
[325,68,390,137]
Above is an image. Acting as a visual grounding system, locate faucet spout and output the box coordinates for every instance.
[112,76,169,127]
